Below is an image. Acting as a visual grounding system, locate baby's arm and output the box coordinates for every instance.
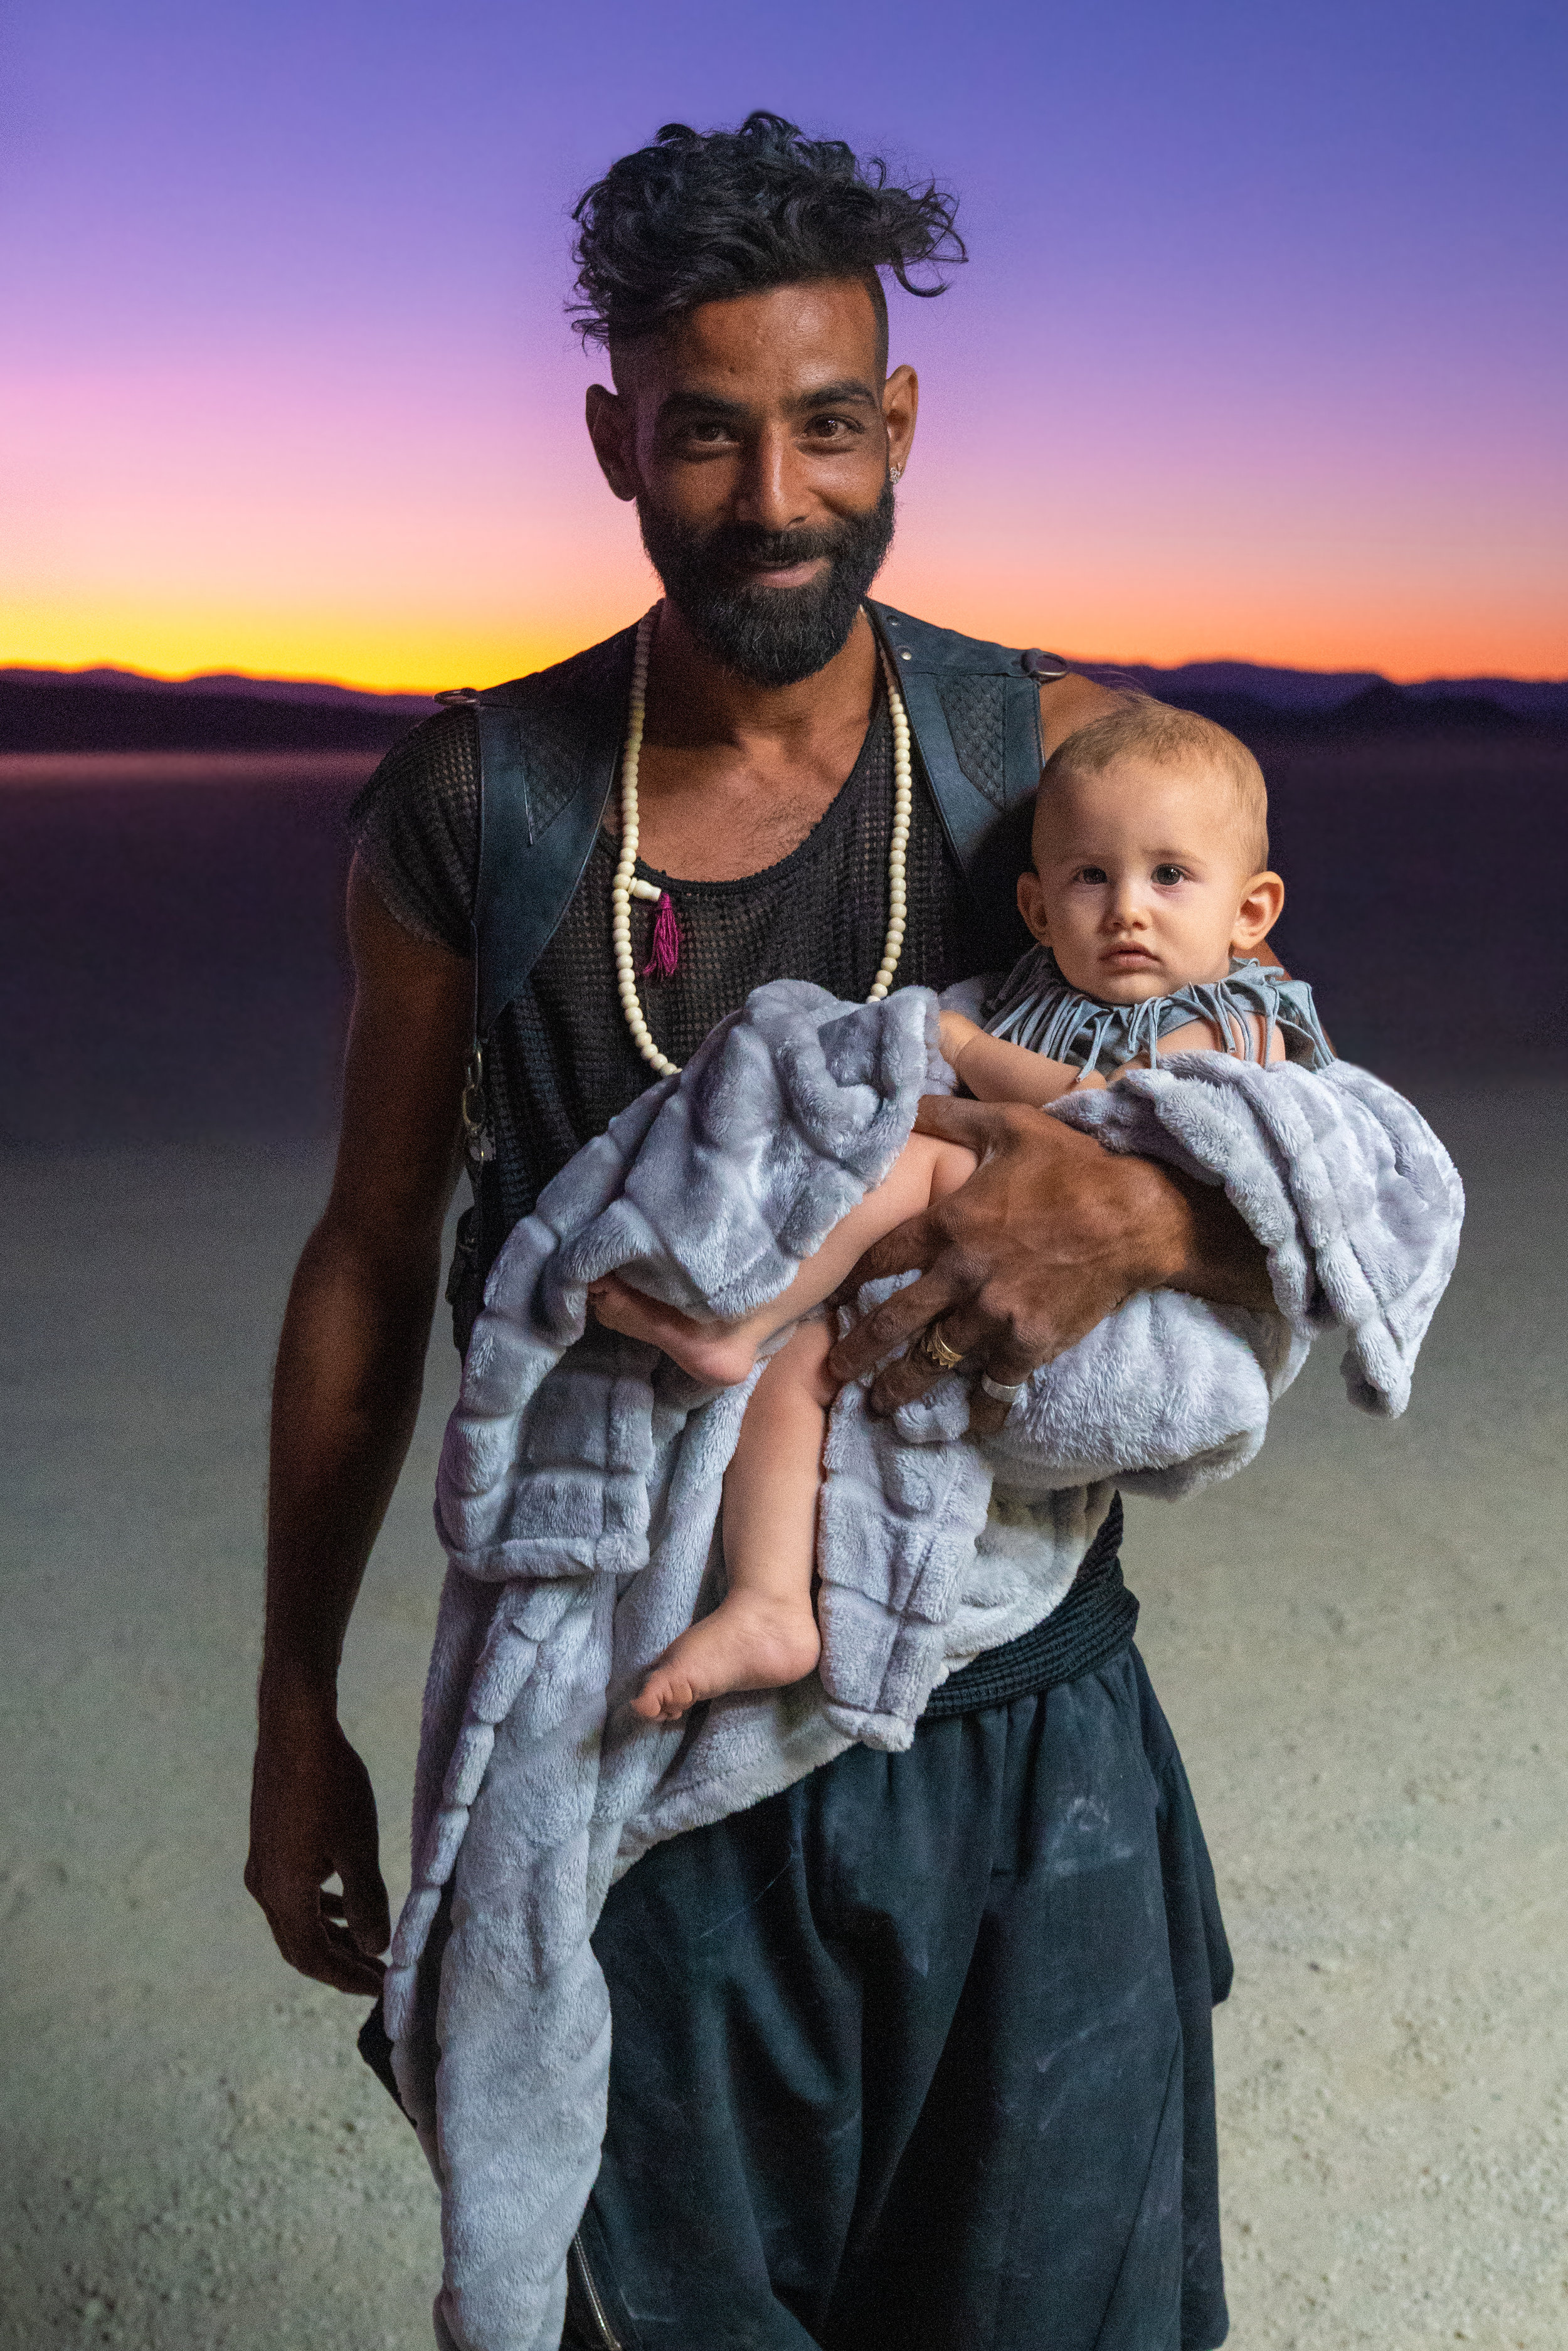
[938,1010,1106,1103]
[1113,1010,1286,1075]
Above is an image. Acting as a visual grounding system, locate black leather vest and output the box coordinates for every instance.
[443,603,1063,1341]
[453,602,1062,1032]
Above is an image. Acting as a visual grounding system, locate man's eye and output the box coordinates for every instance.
[807,416,856,438]
[1152,864,1187,886]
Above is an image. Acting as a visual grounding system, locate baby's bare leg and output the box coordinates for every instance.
[632,1318,836,1721]
[591,1132,977,1385]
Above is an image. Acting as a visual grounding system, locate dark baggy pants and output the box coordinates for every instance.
[564,1645,1232,2351]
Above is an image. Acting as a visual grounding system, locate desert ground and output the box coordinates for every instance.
[2,742,1564,2348]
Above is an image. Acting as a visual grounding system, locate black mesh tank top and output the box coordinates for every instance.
[350,677,998,1245]
[349,639,1131,1711]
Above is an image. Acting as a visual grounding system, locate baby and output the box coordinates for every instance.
[590,698,1331,1722]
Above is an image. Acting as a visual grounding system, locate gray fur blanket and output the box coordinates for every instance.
[382,979,1462,2351]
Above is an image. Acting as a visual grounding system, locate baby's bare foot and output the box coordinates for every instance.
[631,1594,822,1722]
[587,1275,763,1386]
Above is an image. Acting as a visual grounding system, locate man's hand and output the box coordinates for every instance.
[246,863,467,1994]
[246,1687,391,1997]
[826,1093,1274,1433]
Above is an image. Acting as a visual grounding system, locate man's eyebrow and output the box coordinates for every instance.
[790,378,880,410]
[656,378,881,424]
[657,389,748,422]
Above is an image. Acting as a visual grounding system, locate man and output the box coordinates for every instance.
[249,115,1279,2348]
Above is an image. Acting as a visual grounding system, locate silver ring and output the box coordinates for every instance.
[979,1373,1026,1406]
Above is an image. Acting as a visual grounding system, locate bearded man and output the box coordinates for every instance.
[247,114,1390,2351]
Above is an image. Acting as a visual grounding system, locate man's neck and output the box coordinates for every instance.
[644,599,879,757]
[623,599,884,883]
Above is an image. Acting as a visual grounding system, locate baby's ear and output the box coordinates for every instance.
[1017,869,1050,943]
[1232,870,1285,953]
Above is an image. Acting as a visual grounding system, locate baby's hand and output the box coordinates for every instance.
[936,1009,982,1068]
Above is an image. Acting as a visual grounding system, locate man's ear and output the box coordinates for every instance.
[585,384,638,504]
[882,363,918,479]
[1232,871,1285,955]
[1017,868,1051,944]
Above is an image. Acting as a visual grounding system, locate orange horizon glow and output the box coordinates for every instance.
[9,329,1565,703]
[13,646,1568,694]
[6,14,1565,715]
[7,598,1562,700]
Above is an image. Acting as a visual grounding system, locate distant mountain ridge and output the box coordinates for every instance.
[1066,658,1568,723]
[1,664,438,714]
[1074,673,1559,741]
[3,657,1565,755]
[1,668,439,755]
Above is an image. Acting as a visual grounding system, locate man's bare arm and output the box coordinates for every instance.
[245,861,470,1994]
[1036,667,1125,755]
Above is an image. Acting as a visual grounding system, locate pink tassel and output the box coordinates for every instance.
[642,889,681,981]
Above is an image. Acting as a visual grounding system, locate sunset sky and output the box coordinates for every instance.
[4,0,1564,691]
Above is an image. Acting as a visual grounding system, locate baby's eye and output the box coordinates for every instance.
[1074,864,1109,885]
[1152,864,1187,886]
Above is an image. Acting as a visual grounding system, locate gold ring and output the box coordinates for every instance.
[919,1320,966,1372]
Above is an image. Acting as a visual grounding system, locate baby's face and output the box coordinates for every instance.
[1019,758,1273,1003]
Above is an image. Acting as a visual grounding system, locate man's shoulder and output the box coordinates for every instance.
[869,602,1069,681]
[355,618,642,818]
[871,606,1131,765]
[351,698,478,830]
[474,618,642,711]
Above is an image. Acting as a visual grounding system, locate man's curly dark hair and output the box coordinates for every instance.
[570,110,965,364]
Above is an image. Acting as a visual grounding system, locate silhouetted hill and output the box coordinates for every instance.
[1,665,438,711]
[1318,682,1524,734]
[1076,657,1568,726]
[4,658,1566,755]
[0,673,437,755]
[1148,679,1535,743]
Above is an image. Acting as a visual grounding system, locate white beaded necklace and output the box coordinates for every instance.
[612,605,913,1076]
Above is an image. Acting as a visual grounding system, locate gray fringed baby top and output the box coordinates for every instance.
[983,945,1334,1076]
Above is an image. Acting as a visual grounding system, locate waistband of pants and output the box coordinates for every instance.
[920,1493,1135,1720]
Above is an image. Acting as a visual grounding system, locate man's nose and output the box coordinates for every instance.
[733,425,809,534]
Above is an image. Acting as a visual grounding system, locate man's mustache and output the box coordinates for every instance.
[684,521,864,576]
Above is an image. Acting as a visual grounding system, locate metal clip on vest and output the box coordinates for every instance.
[460,1042,496,1168]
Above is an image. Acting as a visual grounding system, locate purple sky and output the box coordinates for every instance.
[4,0,1564,686]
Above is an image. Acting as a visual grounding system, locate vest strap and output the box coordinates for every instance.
[867,603,1047,827]
[469,606,1063,1038]
[468,635,633,1032]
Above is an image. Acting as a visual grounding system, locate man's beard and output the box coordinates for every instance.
[636,475,896,687]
